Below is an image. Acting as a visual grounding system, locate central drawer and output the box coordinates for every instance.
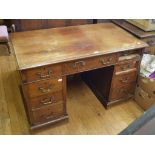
[63,57,100,75]
[63,53,118,75]
[23,78,63,98]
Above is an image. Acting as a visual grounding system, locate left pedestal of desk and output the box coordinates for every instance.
[19,64,68,130]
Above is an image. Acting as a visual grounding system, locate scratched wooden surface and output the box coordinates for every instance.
[11,23,147,70]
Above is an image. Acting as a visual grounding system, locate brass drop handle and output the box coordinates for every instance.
[138,93,145,98]
[121,64,131,71]
[120,77,129,83]
[100,57,112,65]
[39,85,52,93]
[107,57,113,63]
[121,66,127,71]
[40,97,54,105]
[36,70,52,79]
[100,59,106,65]
[79,61,86,67]
[71,61,86,68]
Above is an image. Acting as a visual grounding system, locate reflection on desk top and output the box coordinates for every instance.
[11,23,148,70]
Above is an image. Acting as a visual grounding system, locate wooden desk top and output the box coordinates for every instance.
[112,19,155,38]
[11,23,147,70]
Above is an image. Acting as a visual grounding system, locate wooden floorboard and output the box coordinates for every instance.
[0,47,144,135]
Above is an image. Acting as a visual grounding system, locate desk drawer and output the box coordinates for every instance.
[109,84,135,101]
[31,103,64,124]
[112,71,137,88]
[63,61,79,75]
[98,53,118,67]
[63,54,118,75]
[115,60,138,74]
[23,78,63,98]
[63,57,99,75]
[29,91,63,109]
[21,64,62,83]
[77,57,100,72]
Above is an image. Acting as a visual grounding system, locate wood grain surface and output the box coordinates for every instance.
[11,23,147,70]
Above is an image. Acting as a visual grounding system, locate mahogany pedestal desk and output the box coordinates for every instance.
[11,23,148,129]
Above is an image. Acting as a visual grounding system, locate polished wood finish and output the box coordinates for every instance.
[11,23,147,129]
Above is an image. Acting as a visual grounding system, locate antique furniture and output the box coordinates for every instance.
[0,25,10,54]
[11,23,147,129]
[112,19,155,55]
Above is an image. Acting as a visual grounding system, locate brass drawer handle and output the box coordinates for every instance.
[71,61,86,68]
[120,77,129,83]
[36,70,52,79]
[100,59,106,65]
[39,85,52,93]
[100,57,113,65]
[121,64,131,71]
[40,97,54,105]
[107,57,113,63]
[79,61,86,67]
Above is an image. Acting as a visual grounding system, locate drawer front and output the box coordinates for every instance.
[63,61,79,75]
[24,78,63,98]
[98,53,118,67]
[32,103,64,124]
[118,53,141,62]
[77,57,100,72]
[63,57,99,75]
[109,84,135,101]
[29,91,63,109]
[21,64,62,83]
[115,60,138,74]
[63,54,118,75]
[112,71,137,88]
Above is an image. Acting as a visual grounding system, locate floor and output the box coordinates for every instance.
[0,46,144,135]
